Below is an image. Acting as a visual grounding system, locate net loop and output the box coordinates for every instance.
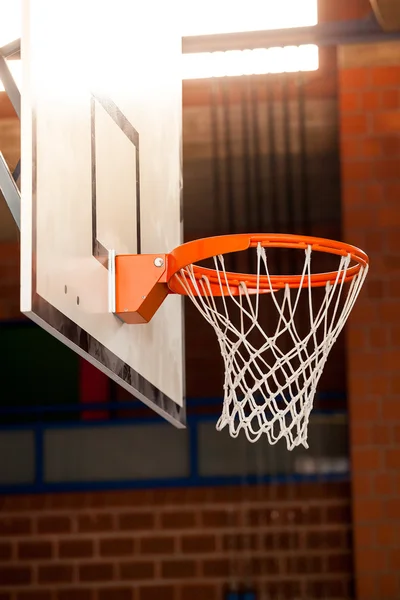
[174,242,368,450]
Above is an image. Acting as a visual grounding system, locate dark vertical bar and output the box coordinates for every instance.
[266,78,281,273]
[210,81,223,235]
[241,79,253,273]
[241,80,252,234]
[250,81,263,231]
[282,74,296,278]
[282,75,295,235]
[221,79,235,234]
[297,71,310,235]
[221,79,237,270]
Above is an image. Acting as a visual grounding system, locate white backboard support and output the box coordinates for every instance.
[20,0,185,426]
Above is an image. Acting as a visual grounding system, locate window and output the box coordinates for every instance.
[182,0,318,79]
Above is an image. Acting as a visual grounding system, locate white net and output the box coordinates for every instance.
[174,243,368,450]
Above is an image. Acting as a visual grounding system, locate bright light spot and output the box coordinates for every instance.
[0,0,21,47]
[182,0,318,79]
[182,45,319,79]
[182,0,317,36]
[0,0,318,90]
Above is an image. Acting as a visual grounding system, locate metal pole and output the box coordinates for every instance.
[0,153,21,229]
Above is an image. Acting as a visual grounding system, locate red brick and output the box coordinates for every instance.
[253,557,281,575]
[382,399,400,419]
[18,593,53,600]
[357,548,387,572]
[286,555,322,573]
[161,511,196,529]
[389,549,400,570]
[98,589,134,600]
[162,560,197,578]
[385,448,400,469]
[78,514,113,532]
[327,553,353,573]
[376,524,396,546]
[356,524,374,547]
[386,498,400,519]
[351,424,372,446]
[37,516,71,534]
[366,279,384,299]
[361,91,380,111]
[18,541,53,560]
[38,564,74,584]
[138,587,175,600]
[365,182,384,203]
[181,586,217,600]
[356,574,377,600]
[0,566,31,585]
[352,472,372,496]
[342,161,373,182]
[353,498,382,522]
[371,424,392,445]
[306,530,346,550]
[352,446,382,471]
[119,513,154,531]
[373,112,400,134]
[375,158,400,180]
[202,509,239,528]
[56,590,94,600]
[139,536,174,554]
[371,66,400,87]
[385,182,400,204]
[369,326,388,347]
[378,573,399,598]
[202,559,231,577]
[351,397,380,421]
[181,535,215,553]
[340,138,360,159]
[381,89,400,110]
[0,543,12,561]
[360,138,381,158]
[100,538,134,557]
[59,539,93,558]
[120,561,154,580]
[79,563,114,582]
[0,518,31,536]
[340,68,370,90]
[341,91,360,111]
[341,114,368,136]
[342,183,364,206]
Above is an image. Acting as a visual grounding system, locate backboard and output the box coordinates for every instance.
[20,0,185,426]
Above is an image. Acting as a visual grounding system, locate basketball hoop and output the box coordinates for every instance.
[113,234,369,449]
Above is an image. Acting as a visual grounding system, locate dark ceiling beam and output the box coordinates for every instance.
[182,13,400,54]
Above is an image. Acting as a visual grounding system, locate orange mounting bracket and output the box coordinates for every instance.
[110,252,170,324]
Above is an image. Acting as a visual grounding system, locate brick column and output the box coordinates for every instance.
[339,42,400,600]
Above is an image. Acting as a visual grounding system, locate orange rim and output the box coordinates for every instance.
[166,233,369,296]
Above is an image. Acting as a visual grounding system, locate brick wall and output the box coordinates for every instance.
[0,483,352,600]
[0,241,20,320]
[338,44,400,600]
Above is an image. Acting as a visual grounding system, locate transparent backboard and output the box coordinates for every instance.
[20,0,185,426]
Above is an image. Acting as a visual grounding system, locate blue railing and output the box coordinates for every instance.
[0,395,349,495]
